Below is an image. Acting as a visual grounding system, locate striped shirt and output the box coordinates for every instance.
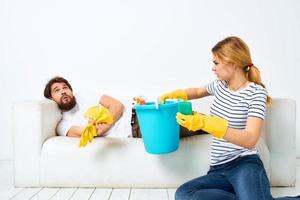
[206,80,267,166]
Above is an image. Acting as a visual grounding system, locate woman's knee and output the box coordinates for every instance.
[175,184,189,200]
[176,187,237,200]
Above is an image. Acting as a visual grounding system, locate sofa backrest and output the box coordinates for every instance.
[191,97,296,140]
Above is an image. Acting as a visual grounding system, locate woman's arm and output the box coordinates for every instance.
[186,86,263,149]
[185,86,210,100]
[224,117,263,149]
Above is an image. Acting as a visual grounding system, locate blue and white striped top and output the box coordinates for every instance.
[206,80,267,166]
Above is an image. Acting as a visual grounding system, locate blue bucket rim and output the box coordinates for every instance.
[134,100,180,110]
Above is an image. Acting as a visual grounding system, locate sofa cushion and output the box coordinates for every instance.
[40,135,270,188]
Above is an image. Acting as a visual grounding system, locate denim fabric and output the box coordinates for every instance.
[175,154,300,200]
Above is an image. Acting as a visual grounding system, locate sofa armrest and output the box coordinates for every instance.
[263,98,296,186]
[13,99,61,187]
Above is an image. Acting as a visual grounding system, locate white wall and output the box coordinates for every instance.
[1,0,299,160]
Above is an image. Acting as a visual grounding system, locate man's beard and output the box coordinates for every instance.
[59,95,77,111]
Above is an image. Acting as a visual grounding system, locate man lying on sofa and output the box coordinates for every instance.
[43,76,203,142]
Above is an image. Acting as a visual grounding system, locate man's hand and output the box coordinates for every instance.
[85,106,113,124]
[95,123,111,136]
[79,106,114,147]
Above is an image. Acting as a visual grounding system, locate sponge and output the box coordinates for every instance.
[178,101,192,115]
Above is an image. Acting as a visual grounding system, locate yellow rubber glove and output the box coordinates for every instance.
[79,124,97,147]
[79,106,114,147]
[84,106,114,124]
[159,89,188,103]
[176,112,228,139]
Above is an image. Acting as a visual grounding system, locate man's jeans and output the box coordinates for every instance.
[175,154,299,200]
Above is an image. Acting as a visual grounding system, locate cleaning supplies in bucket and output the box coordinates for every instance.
[134,100,180,154]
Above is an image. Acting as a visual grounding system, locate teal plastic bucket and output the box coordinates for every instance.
[134,101,180,154]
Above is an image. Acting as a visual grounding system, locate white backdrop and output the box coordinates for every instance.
[1,0,299,160]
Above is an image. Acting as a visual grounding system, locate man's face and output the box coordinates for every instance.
[50,82,76,111]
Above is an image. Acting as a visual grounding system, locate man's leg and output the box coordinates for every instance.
[175,172,237,200]
[131,109,142,138]
[179,126,207,138]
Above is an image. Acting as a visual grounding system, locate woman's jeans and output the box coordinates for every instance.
[175,154,299,200]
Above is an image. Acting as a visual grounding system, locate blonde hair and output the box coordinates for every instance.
[212,36,271,104]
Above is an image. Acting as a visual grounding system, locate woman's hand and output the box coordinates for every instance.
[159,89,188,103]
[176,112,228,139]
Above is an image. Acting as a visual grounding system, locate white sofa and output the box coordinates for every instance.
[13,98,296,188]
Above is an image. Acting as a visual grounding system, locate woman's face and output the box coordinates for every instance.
[212,55,235,81]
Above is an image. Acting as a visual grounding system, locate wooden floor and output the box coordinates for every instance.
[1,160,300,200]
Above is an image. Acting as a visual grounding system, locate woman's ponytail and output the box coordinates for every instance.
[247,65,272,104]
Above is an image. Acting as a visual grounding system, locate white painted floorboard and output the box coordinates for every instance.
[1,160,300,200]
[30,188,60,200]
[130,189,168,200]
[89,188,112,200]
[50,188,77,200]
[109,189,130,200]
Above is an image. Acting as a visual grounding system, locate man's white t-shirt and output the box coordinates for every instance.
[56,93,132,138]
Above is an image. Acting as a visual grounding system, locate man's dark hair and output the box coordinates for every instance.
[44,76,73,99]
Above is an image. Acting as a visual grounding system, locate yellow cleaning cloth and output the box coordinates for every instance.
[79,106,113,147]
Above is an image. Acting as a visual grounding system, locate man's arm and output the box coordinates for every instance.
[66,126,83,137]
[66,95,124,137]
[99,95,124,122]
[97,95,124,136]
